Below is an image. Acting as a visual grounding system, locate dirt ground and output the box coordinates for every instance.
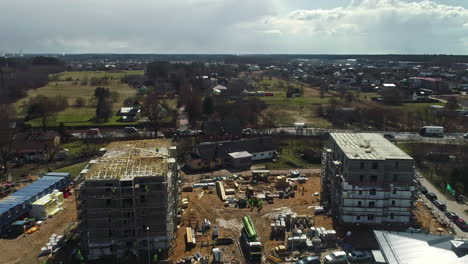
[170,173,334,263]
[412,199,449,234]
[0,191,77,264]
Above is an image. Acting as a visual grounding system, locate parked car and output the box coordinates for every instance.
[86,128,101,136]
[419,186,428,194]
[124,127,138,133]
[296,256,321,264]
[242,128,252,134]
[454,218,468,232]
[445,211,458,220]
[433,200,447,211]
[324,251,348,263]
[464,133,468,139]
[426,192,438,201]
[383,134,395,139]
[348,250,372,262]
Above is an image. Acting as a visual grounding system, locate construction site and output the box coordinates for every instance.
[76,139,179,262]
[171,170,336,264]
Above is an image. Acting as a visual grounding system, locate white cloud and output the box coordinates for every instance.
[258,0,468,53]
[0,0,467,53]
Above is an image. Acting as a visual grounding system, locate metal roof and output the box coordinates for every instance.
[0,174,70,215]
[374,230,468,264]
[228,151,253,159]
[330,133,413,160]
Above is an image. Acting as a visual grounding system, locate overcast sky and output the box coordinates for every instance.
[1,0,468,54]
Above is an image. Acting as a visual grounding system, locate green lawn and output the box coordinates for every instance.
[13,70,182,128]
[259,91,331,105]
[249,76,334,127]
[257,137,322,169]
[61,140,106,158]
[392,102,443,112]
[55,161,90,179]
[52,70,144,81]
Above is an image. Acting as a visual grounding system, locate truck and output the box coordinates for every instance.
[419,126,444,137]
[240,216,262,262]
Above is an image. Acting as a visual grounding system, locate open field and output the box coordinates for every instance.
[15,71,144,127]
[252,76,334,127]
[55,161,90,179]
[257,136,323,170]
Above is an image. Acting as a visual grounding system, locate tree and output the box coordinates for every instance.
[94,87,113,121]
[186,95,203,127]
[0,104,16,174]
[95,97,113,121]
[26,95,57,129]
[123,97,138,107]
[94,87,110,99]
[319,82,328,99]
[446,96,458,112]
[202,96,214,115]
[143,93,168,132]
[75,97,86,107]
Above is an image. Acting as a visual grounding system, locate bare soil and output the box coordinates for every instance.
[170,173,334,263]
[0,191,77,264]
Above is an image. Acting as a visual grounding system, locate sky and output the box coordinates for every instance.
[1,0,468,54]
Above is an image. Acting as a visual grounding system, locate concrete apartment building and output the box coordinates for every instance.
[76,140,179,261]
[322,133,415,225]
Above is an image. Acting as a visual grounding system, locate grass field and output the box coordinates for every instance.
[15,70,146,127]
[258,136,322,169]
[251,76,334,127]
[55,161,89,179]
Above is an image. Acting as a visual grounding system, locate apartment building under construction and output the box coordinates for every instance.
[76,140,179,261]
[322,133,415,226]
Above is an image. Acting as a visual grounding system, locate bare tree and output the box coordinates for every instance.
[0,104,16,174]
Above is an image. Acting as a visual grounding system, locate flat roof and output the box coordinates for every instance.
[85,140,173,180]
[374,230,468,264]
[228,151,253,159]
[0,174,70,215]
[330,133,413,160]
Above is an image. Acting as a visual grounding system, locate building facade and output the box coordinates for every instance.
[322,133,415,225]
[76,140,179,261]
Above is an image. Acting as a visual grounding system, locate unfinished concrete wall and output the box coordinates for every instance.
[77,145,179,261]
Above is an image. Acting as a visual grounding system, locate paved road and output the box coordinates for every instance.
[71,131,157,139]
[417,170,468,238]
[252,127,467,145]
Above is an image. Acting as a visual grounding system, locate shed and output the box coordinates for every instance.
[227,151,252,170]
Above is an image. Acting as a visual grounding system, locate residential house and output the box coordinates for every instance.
[201,119,242,142]
[119,105,141,122]
[412,88,433,102]
[185,137,277,171]
[14,130,61,161]
[410,77,450,93]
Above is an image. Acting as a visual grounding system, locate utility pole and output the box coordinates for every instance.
[147,226,151,264]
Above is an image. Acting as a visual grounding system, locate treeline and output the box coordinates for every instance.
[224,54,468,65]
[0,56,66,103]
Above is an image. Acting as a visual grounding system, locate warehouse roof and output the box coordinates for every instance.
[374,230,468,264]
[0,174,70,215]
[330,133,413,160]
